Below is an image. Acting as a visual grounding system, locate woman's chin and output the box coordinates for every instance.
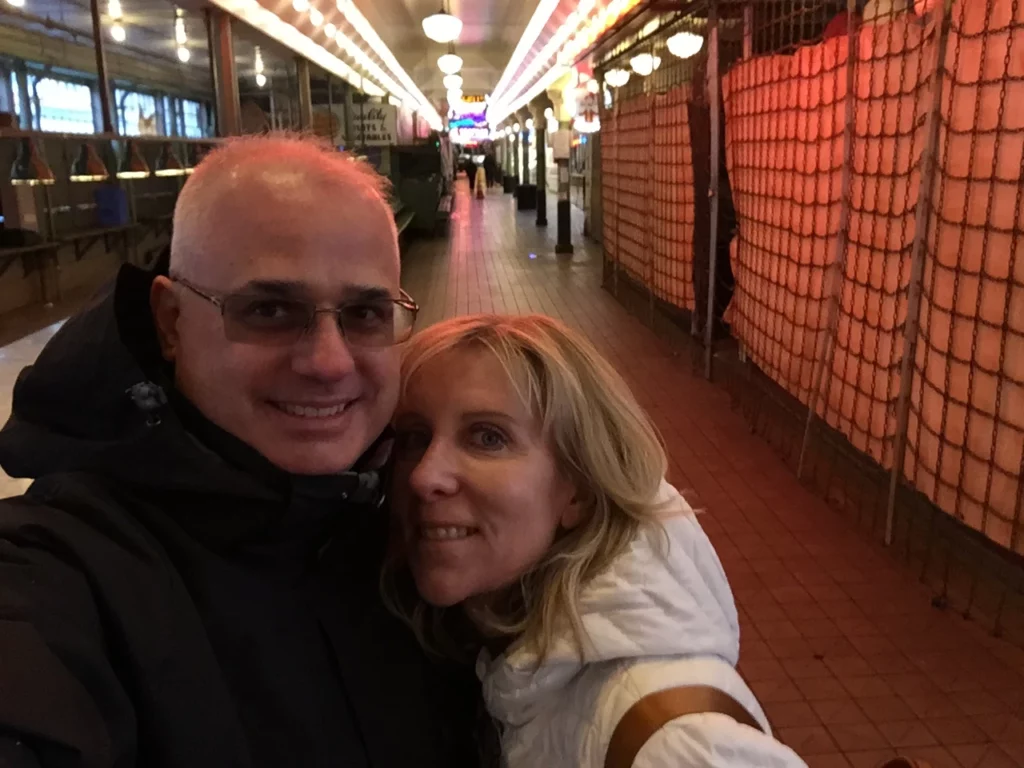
[413,574,471,608]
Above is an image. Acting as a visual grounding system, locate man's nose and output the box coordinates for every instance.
[291,312,357,380]
[408,440,460,500]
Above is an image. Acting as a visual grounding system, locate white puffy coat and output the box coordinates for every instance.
[477,481,807,768]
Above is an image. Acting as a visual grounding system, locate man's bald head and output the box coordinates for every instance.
[154,132,406,475]
[171,133,398,281]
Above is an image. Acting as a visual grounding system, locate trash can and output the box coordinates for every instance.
[516,184,537,211]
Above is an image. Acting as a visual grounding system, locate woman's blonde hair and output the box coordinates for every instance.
[384,313,669,662]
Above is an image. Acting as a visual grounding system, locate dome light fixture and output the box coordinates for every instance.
[308,6,323,26]
[438,50,463,75]
[422,2,462,43]
[604,68,629,87]
[667,30,703,60]
[110,23,126,42]
[177,46,190,62]
[442,73,463,90]
[629,53,661,76]
[256,73,267,87]
[292,0,309,11]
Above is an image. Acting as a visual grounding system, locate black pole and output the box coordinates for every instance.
[555,134,572,254]
[89,0,115,133]
[535,125,547,226]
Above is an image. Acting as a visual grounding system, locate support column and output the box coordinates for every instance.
[89,0,114,133]
[555,122,573,255]
[532,94,553,227]
[207,8,240,136]
[296,58,313,130]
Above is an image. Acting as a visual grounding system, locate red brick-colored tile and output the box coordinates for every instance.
[826,723,890,752]
[876,719,939,748]
[766,700,823,728]
[811,698,870,726]
[778,725,839,756]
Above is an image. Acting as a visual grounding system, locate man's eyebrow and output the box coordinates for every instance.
[235,281,394,301]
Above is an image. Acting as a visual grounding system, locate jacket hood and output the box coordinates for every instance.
[479,481,740,727]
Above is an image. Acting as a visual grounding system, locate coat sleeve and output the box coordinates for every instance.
[632,713,807,768]
[0,501,136,767]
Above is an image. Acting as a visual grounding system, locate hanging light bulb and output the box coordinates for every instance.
[292,0,309,11]
[421,2,461,43]
[442,73,463,91]
[175,8,187,44]
[629,53,660,76]
[437,51,463,75]
[308,6,323,26]
[177,46,190,62]
[110,23,126,42]
[107,0,121,18]
[667,30,703,60]
[6,0,26,7]
[324,22,336,38]
[513,122,521,132]
[525,118,534,131]
[256,72,267,87]
[605,68,629,87]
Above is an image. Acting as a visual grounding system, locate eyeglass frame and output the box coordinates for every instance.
[169,274,420,347]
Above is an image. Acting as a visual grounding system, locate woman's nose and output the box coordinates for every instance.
[408,441,460,500]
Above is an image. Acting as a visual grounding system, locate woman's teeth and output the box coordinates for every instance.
[420,526,474,541]
[278,402,348,418]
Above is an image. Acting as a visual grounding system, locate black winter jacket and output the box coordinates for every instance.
[0,257,482,768]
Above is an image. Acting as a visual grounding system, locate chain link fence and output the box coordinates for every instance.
[597,0,1024,646]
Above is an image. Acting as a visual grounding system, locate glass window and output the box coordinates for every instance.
[117,88,160,136]
[8,72,20,117]
[31,76,95,133]
[181,98,207,138]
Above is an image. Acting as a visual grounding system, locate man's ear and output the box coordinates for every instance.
[150,276,181,362]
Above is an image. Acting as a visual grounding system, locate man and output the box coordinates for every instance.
[0,135,483,767]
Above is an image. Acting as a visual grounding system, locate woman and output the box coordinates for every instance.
[386,314,805,768]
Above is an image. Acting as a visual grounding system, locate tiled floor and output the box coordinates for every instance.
[2,181,1023,766]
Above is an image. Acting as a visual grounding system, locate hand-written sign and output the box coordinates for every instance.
[354,104,398,146]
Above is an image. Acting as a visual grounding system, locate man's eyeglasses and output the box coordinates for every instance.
[171,276,419,348]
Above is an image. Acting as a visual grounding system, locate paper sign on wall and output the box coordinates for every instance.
[552,129,571,160]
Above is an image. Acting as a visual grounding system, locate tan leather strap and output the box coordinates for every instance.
[604,685,765,768]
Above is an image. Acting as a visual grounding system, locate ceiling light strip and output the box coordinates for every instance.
[335,0,441,128]
[489,0,561,108]
[490,10,585,121]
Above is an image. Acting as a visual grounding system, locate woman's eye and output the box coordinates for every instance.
[469,425,509,451]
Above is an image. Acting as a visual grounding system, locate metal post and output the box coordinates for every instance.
[703,0,722,379]
[206,8,240,136]
[555,124,573,255]
[797,0,858,479]
[743,3,754,60]
[89,0,115,133]
[884,0,953,546]
[521,129,530,185]
[536,121,548,226]
[296,58,313,130]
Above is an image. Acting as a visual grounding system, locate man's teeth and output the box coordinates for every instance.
[421,526,474,541]
[279,403,348,418]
